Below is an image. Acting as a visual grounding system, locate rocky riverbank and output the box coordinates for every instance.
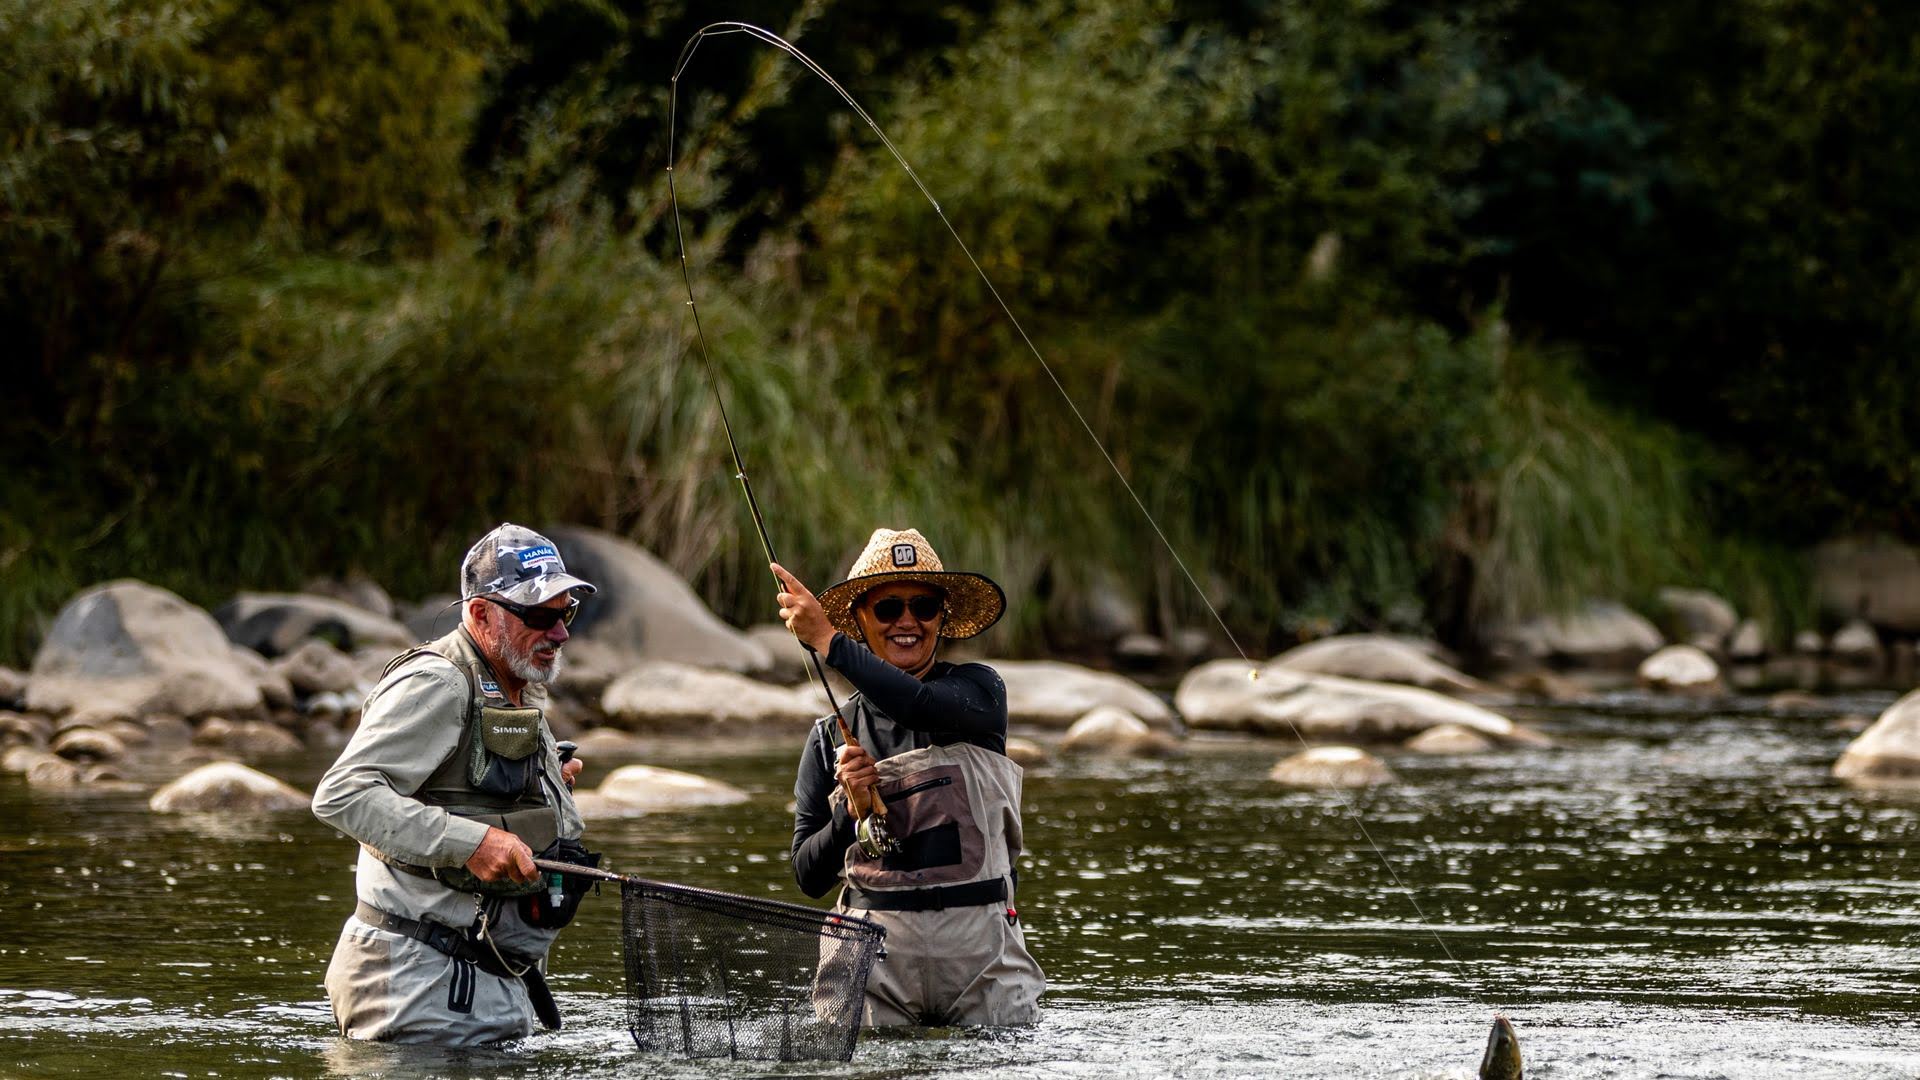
[5,527,1919,808]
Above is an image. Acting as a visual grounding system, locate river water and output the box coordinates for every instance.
[3,694,1918,1078]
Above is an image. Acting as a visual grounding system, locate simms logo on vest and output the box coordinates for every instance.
[518,545,561,572]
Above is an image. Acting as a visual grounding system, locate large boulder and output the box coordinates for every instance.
[1059,707,1177,757]
[1175,661,1515,743]
[542,525,772,675]
[149,762,310,813]
[1269,635,1485,694]
[1834,690,1920,784]
[1814,536,1920,634]
[601,662,817,731]
[992,660,1172,728]
[1655,588,1739,647]
[1636,645,1724,696]
[27,581,266,718]
[215,592,413,658]
[582,764,749,816]
[1269,746,1396,788]
[1487,600,1664,668]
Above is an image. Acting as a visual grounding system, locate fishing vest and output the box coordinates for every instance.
[838,733,1026,909]
[367,629,565,896]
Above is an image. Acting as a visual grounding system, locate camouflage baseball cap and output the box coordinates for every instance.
[459,523,597,605]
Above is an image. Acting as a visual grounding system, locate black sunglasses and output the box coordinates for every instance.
[484,595,580,630]
[868,594,944,623]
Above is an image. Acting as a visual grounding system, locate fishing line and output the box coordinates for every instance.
[666,21,1465,972]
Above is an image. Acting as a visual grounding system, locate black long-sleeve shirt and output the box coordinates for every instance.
[789,632,1007,898]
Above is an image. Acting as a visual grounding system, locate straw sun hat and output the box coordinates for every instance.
[816,528,1005,640]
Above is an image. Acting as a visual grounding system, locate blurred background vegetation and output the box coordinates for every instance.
[4,0,1915,665]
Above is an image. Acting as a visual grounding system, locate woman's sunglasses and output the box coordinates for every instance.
[868,594,944,623]
[485,595,580,630]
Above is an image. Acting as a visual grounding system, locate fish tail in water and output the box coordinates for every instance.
[1478,1014,1523,1080]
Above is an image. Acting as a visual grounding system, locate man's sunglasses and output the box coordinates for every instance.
[484,595,580,631]
[868,594,944,623]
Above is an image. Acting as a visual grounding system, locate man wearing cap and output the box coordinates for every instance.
[314,523,599,1045]
[774,527,1045,1027]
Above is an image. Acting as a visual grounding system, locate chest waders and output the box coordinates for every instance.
[360,629,583,1029]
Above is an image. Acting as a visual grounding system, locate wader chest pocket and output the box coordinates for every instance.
[881,821,961,872]
[470,705,544,796]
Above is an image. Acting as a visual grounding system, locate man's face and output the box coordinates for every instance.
[480,593,573,685]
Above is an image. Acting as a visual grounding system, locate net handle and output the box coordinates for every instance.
[534,858,635,885]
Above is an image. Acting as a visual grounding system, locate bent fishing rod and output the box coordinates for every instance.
[665,22,1468,973]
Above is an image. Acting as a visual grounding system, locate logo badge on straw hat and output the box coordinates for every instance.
[817,528,1005,640]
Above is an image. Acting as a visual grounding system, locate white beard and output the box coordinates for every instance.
[500,622,565,685]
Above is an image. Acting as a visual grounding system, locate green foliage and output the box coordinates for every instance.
[1,0,1891,668]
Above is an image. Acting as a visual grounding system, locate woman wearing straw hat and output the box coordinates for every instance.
[775,527,1044,1027]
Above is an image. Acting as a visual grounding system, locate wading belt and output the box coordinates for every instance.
[842,877,1006,913]
[354,900,561,1029]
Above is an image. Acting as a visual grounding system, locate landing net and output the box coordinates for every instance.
[620,878,886,1061]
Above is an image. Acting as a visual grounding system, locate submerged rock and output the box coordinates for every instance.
[570,727,652,761]
[993,660,1172,728]
[1176,661,1515,743]
[0,713,51,748]
[1270,635,1484,694]
[1404,724,1496,755]
[27,580,266,719]
[1269,746,1396,788]
[602,662,817,730]
[1833,689,1920,784]
[1004,737,1049,767]
[149,761,310,813]
[587,765,749,815]
[1059,707,1178,757]
[1637,645,1724,696]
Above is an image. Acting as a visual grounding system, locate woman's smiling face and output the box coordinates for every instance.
[853,581,946,674]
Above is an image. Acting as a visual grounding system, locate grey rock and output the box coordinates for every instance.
[0,713,50,748]
[299,575,396,619]
[149,762,309,813]
[1656,588,1740,644]
[193,717,303,757]
[1404,724,1496,755]
[1793,629,1827,656]
[543,525,773,675]
[1059,707,1178,757]
[228,645,295,711]
[215,592,412,658]
[993,660,1172,729]
[1176,661,1515,743]
[1487,600,1664,668]
[27,580,265,719]
[1112,634,1168,668]
[1271,635,1485,694]
[1727,619,1768,662]
[397,594,461,642]
[1835,689,1920,783]
[50,727,127,762]
[1269,746,1396,788]
[1830,619,1885,666]
[585,765,749,815]
[601,662,818,731]
[1636,645,1725,696]
[271,639,363,696]
[1004,737,1049,767]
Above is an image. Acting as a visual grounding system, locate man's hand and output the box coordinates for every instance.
[835,742,879,810]
[465,826,538,884]
[771,562,836,655]
[561,756,583,789]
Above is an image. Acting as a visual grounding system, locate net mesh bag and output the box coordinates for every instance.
[621,878,887,1061]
